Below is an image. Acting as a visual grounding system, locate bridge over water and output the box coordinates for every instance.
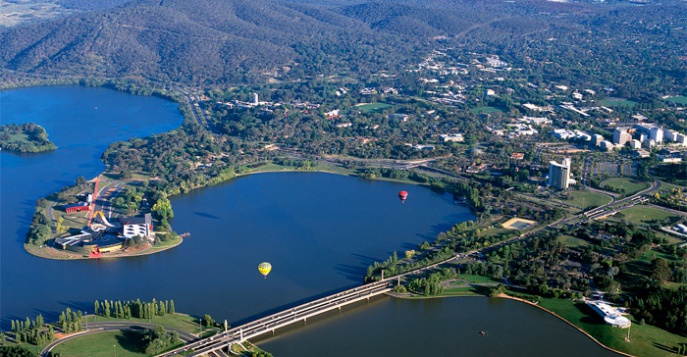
[158,251,469,357]
[159,280,393,356]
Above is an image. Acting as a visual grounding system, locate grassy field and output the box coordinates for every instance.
[356,102,393,113]
[537,298,687,357]
[658,180,686,193]
[600,177,650,196]
[567,190,613,209]
[471,106,504,115]
[664,96,687,104]
[456,274,501,284]
[557,235,590,247]
[599,99,637,108]
[615,206,676,223]
[52,330,150,357]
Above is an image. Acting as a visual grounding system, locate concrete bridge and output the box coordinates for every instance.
[159,281,393,356]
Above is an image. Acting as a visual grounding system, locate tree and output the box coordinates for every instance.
[651,258,672,284]
[152,196,174,220]
[203,314,215,328]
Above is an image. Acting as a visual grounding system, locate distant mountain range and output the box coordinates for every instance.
[0,0,680,86]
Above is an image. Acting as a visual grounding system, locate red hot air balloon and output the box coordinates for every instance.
[398,190,408,203]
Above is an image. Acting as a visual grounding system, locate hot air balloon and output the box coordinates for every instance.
[398,190,408,203]
[258,262,272,279]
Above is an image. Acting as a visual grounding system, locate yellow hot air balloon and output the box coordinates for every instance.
[258,262,272,279]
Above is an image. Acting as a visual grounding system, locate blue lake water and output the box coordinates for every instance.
[0,86,619,356]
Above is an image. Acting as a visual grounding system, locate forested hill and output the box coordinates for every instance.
[1,0,683,86]
[0,0,539,85]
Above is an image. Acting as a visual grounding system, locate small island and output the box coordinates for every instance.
[0,123,57,153]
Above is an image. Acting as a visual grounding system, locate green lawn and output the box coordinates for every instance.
[471,106,503,115]
[442,287,480,296]
[567,190,613,209]
[664,96,687,104]
[52,330,149,357]
[658,180,686,193]
[599,99,637,108]
[537,298,687,357]
[600,177,650,196]
[356,102,393,113]
[557,235,590,247]
[615,206,676,223]
[456,274,500,284]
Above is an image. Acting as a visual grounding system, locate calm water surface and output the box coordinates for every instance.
[259,297,620,357]
[0,86,619,356]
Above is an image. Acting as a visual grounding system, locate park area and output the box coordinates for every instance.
[599,98,637,108]
[536,297,687,357]
[664,96,687,105]
[471,106,504,115]
[600,177,650,196]
[355,102,393,113]
[567,191,613,209]
[614,206,676,224]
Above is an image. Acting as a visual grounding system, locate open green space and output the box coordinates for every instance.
[50,329,184,357]
[658,181,686,193]
[471,106,504,115]
[536,297,687,357]
[599,177,649,196]
[456,274,500,284]
[664,96,687,105]
[557,235,590,247]
[52,330,149,357]
[356,102,393,113]
[567,190,613,209]
[614,206,676,223]
[599,98,637,108]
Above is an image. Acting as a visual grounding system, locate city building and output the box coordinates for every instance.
[119,213,152,239]
[64,202,90,213]
[586,300,631,329]
[548,158,572,190]
[612,127,632,146]
[440,133,464,142]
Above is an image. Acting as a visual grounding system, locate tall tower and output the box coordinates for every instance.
[253,93,259,105]
[548,158,571,190]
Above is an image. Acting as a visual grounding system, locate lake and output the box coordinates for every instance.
[0,86,619,356]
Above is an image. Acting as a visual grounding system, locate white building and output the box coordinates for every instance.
[601,141,615,152]
[586,300,631,329]
[440,133,464,143]
[593,134,604,147]
[554,129,576,140]
[548,158,572,190]
[650,127,664,143]
[119,213,152,239]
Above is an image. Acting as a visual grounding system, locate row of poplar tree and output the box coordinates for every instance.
[94,298,175,320]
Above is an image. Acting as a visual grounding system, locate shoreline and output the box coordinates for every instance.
[24,236,184,261]
[389,292,636,357]
[495,293,635,357]
[24,164,436,261]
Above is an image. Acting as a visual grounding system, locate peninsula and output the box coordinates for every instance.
[0,123,57,153]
